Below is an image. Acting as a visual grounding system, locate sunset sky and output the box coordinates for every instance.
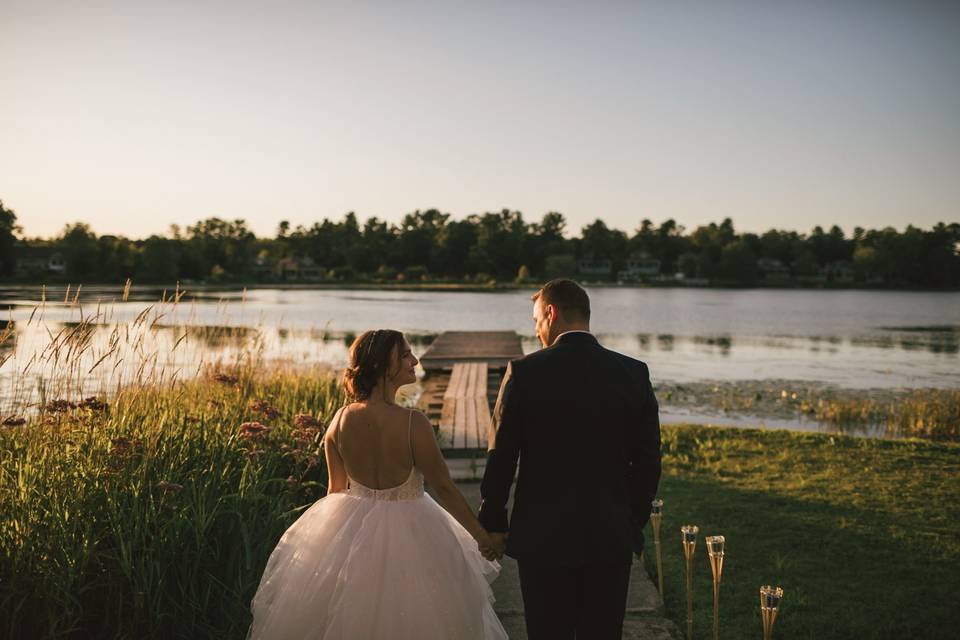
[1,0,958,239]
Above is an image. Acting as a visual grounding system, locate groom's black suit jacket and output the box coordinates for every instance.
[478,331,661,567]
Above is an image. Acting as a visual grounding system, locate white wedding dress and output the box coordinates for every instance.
[246,409,508,639]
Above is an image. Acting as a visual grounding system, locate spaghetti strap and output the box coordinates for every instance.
[407,409,415,467]
[330,406,346,452]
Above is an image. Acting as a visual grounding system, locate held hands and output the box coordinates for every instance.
[477,530,508,561]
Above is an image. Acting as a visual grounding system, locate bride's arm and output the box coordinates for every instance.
[323,409,349,495]
[410,412,492,546]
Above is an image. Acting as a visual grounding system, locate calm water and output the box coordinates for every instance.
[2,286,958,431]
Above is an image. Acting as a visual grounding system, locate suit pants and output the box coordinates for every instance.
[517,557,632,640]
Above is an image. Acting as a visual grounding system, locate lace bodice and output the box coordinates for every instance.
[332,406,425,501]
[347,467,425,501]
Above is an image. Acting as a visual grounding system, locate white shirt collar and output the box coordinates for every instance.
[554,329,593,343]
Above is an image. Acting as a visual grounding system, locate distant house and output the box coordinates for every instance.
[16,246,66,275]
[299,256,325,280]
[273,256,325,281]
[577,254,612,278]
[826,261,855,284]
[797,267,828,285]
[757,258,791,283]
[618,251,661,282]
[252,253,273,280]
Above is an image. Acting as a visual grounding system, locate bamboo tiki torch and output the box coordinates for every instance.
[759,585,783,640]
[650,499,664,597]
[706,536,725,640]
[681,525,699,639]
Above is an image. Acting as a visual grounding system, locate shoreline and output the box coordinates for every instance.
[2,281,960,294]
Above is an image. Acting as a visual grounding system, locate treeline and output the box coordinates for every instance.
[1,200,958,287]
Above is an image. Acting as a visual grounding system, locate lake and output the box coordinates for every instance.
[2,285,958,434]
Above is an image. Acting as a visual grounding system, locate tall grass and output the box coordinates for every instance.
[809,389,960,439]
[0,362,342,638]
[0,285,345,638]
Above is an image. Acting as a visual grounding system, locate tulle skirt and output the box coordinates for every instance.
[246,491,508,639]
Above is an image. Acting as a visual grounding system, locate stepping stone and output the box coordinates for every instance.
[445,457,486,481]
[621,616,684,640]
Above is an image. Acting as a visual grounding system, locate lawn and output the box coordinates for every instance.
[2,371,957,639]
[647,425,960,639]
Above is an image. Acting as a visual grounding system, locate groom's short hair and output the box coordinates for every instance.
[532,279,590,323]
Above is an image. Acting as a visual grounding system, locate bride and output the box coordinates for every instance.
[246,329,508,639]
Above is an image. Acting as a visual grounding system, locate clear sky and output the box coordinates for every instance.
[1,0,958,240]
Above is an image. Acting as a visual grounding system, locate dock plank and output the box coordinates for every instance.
[418,331,519,453]
[437,362,491,451]
[420,331,523,372]
[454,396,466,448]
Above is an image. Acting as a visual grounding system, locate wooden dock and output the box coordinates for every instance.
[417,331,524,464]
[419,331,524,372]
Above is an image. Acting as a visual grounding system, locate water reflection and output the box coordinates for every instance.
[691,335,732,355]
[850,330,959,354]
[2,287,958,421]
[0,320,13,354]
[659,408,890,439]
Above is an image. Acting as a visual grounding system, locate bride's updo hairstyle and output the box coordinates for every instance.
[343,329,406,401]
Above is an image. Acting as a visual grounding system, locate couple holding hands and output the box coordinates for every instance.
[247,279,661,640]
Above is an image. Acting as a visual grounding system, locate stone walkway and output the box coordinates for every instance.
[456,481,682,640]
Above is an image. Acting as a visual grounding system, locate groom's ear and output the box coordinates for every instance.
[546,303,559,323]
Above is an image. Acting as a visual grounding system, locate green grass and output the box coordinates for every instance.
[645,425,960,639]
[3,290,957,640]
[0,366,344,639]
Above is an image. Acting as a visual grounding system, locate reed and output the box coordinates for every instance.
[660,381,960,441]
[0,363,342,638]
[0,286,345,638]
[809,389,960,440]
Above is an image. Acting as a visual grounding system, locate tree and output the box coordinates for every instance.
[719,239,758,284]
[527,212,568,276]
[185,217,257,280]
[57,222,99,279]
[96,235,137,282]
[544,254,577,279]
[580,219,628,271]
[138,235,180,283]
[396,209,448,272]
[435,219,477,277]
[356,217,395,274]
[472,210,528,279]
[2,206,957,289]
[0,200,21,275]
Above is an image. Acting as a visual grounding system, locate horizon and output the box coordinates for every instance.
[2,1,959,239]
[3,202,956,243]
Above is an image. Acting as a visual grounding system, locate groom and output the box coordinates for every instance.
[479,278,662,640]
